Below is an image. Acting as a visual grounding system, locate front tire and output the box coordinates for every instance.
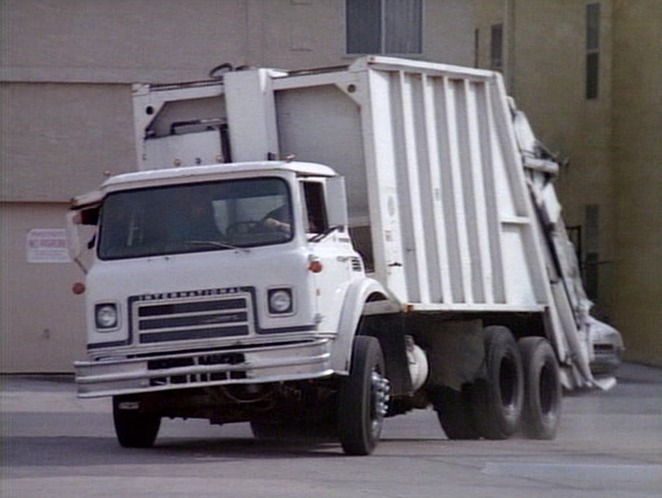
[519,337,562,439]
[112,395,161,448]
[338,336,390,455]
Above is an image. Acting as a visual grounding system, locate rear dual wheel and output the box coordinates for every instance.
[430,326,523,440]
[519,337,562,439]
[429,326,562,442]
[472,326,524,439]
[472,328,562,440]
[430,385,480,440]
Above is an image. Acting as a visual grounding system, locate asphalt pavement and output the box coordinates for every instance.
[1,362,661,498]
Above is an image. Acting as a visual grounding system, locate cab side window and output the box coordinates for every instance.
[302,181,328,234]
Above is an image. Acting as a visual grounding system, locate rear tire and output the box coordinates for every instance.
[113,395,161,448]
[519,337,562,439]
[473,326,523,439]
[430,385,480,440]
[338,336,389,455]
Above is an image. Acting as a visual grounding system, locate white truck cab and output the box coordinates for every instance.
[72,160,388,388]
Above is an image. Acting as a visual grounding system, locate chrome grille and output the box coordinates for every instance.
[131,289,253,344]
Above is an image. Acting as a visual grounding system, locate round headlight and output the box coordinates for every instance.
[269,289,292,314]
[96,304,118,329]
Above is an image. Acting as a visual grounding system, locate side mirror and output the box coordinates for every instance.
[66,203,100,262]
[326,176,349,229]
[66,210,83,260]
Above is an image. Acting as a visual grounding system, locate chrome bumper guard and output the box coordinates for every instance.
[75,338,334,398]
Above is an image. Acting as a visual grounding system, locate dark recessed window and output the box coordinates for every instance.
[346,0,423,55]
[586,3,600,99]
[490,23,503,72]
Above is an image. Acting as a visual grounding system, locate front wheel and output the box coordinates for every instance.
[338,336,390,455]
[519,337,562,439]
[112,395,161,448]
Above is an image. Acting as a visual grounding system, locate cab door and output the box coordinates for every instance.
[301,179,362,333]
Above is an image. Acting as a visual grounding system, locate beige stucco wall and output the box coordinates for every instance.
[2,0,249,83]
[471,0,661,365]
[1,203,87,371]
[2,0,474,84]
[505,0,662,366]
[513,1,617,321]
[1,0,474,372]
[1,83,136,202]
[0,82,136,372]
[611,0,662,366]
[474,0,618,319]
[1,0,659,370]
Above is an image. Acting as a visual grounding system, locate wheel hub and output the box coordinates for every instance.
[370,371,390,436]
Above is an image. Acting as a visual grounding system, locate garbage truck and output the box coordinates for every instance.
[68,56,623,454]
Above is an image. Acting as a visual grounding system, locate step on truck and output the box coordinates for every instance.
[68,56,623,454]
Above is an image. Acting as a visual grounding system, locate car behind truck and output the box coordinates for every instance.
[68,56,623,455]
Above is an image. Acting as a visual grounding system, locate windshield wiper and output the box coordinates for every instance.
[187,240,250,253]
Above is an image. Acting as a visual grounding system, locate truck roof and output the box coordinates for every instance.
[71,161,336,208]
[107,161,335,186]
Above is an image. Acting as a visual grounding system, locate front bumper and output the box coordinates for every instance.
[75,337,334,398]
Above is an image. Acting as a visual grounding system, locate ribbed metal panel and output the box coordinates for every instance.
[362,63,547,308]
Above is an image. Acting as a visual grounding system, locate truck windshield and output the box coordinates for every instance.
[97,177,293,260]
